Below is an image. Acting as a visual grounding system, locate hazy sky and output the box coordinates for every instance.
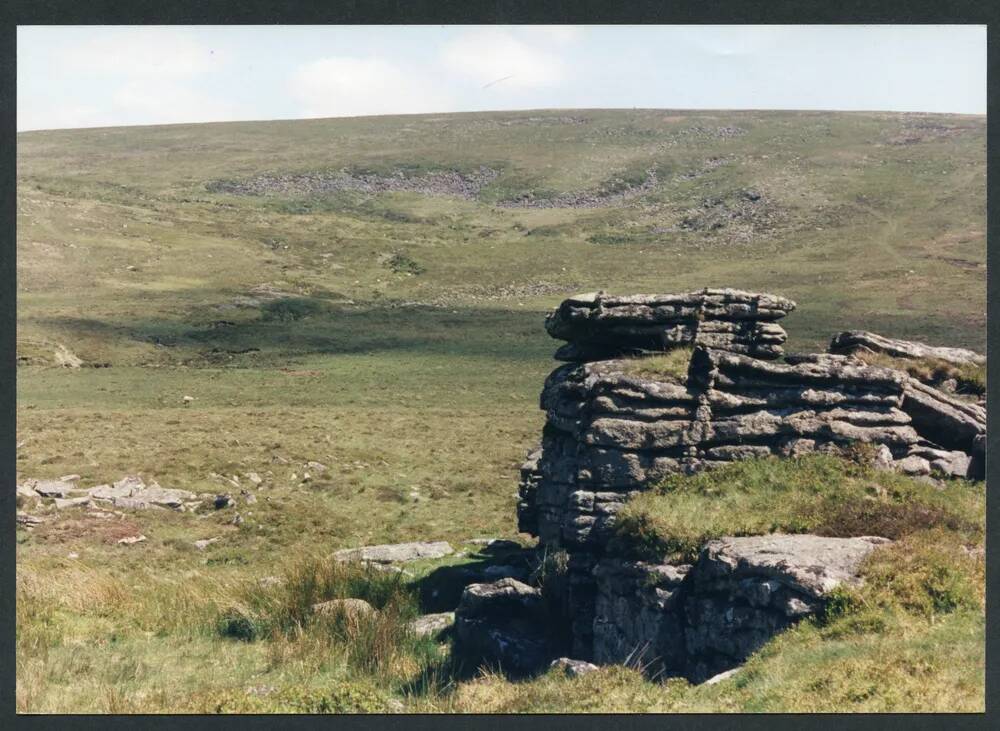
[17,25,987,131]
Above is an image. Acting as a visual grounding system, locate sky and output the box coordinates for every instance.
[17,25,987,131]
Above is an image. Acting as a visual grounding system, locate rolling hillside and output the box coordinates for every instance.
[15,109,986,713]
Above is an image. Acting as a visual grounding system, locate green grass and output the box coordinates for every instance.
[619,348,694,383]
[611,453,985,563]
[852,350,986,396]
[15,108,985,713]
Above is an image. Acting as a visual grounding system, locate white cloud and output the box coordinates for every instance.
[17,103,106,132]
[440,29,568,89]
[54,27,227,77]
[111,80,238,126]
[289,56,455,118]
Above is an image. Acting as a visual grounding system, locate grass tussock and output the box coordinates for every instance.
[853,350,986,397]
[620,348,693,383]
[217,556,439,684]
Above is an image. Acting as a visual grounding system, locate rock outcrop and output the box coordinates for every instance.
[546,289,795,362]
[509,290,986,680]
[830,330,986,367]
[520,345,923,556]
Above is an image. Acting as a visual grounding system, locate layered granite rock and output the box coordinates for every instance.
[829,330,986,367]
[546,289,796,362]
[900,378,985,454]
[592,535,890,682]
[519,347,922,553]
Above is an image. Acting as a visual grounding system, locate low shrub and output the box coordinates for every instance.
[383,253,425,275]
[208,682,388,713]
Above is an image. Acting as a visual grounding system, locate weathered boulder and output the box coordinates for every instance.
[333,541,454,563]
[312,598,377,625]
[454,578,552,676]
[87,484,133,501]
[16,482,40,499]
[408,612,455,638]
[693,534,889,598]
[113,475,147,492]
[550,657,599,677]
[829,330,985,367]
[30,479,77,498]
[900,378,985,453]
[683,534,889,681]
[140,485,197,509]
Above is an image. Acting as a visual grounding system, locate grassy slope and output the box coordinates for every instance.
[16,109,986,713]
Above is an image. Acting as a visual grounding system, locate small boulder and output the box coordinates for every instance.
[54,496,92,509]
[312,598,377,627]
[114,475,146,492]
[16,512,45,528]
[454,578,552,677]
[550,657,599,678]
[33,479,76,498]
[113,496,152,510]
[408,612,455,638]
[88,483,134,501]
[895,455,931,476]
[142,485,197,509]
[456,578,545,619]
[704,667,741,685]
[334,541,454,563]
[194,538,219,550]
[16,482,40,499]
[872,444,895,472]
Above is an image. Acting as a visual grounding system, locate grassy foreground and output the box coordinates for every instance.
[16,109,985,713]
[16,455,984,713]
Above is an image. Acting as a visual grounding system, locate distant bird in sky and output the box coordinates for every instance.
[482,75,514,89]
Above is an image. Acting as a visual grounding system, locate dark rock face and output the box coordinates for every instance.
[901,378,985,454]
[830,330,985,367]
[591,535,890,682]
[545,289,796,362]
[454,578,554,677]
